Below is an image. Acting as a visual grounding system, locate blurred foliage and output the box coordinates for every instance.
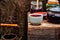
[46,3,58,8]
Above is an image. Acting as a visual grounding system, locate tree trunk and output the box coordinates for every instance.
[0,0,31,40]
[42,0,48,11]
[17,0,31,40]
[58,0,60,4]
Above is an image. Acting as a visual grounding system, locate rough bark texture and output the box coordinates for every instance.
[17,0,31,40]
[0,0,31,40]
[0,0,18,24]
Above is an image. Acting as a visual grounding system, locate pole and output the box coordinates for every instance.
[36,0,39,9]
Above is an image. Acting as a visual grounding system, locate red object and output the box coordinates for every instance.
[31,15,41,17]
[34,12,47,14]
[33,12,47,16]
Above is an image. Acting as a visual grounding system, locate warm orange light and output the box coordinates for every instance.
[48,0,59,4]
[0,24,18,27]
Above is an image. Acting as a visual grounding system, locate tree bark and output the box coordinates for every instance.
[42,0,48,12]
[17,0,31,40]
[0,0,31,40]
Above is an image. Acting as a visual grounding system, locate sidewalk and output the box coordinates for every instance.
[28,21,60,40]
